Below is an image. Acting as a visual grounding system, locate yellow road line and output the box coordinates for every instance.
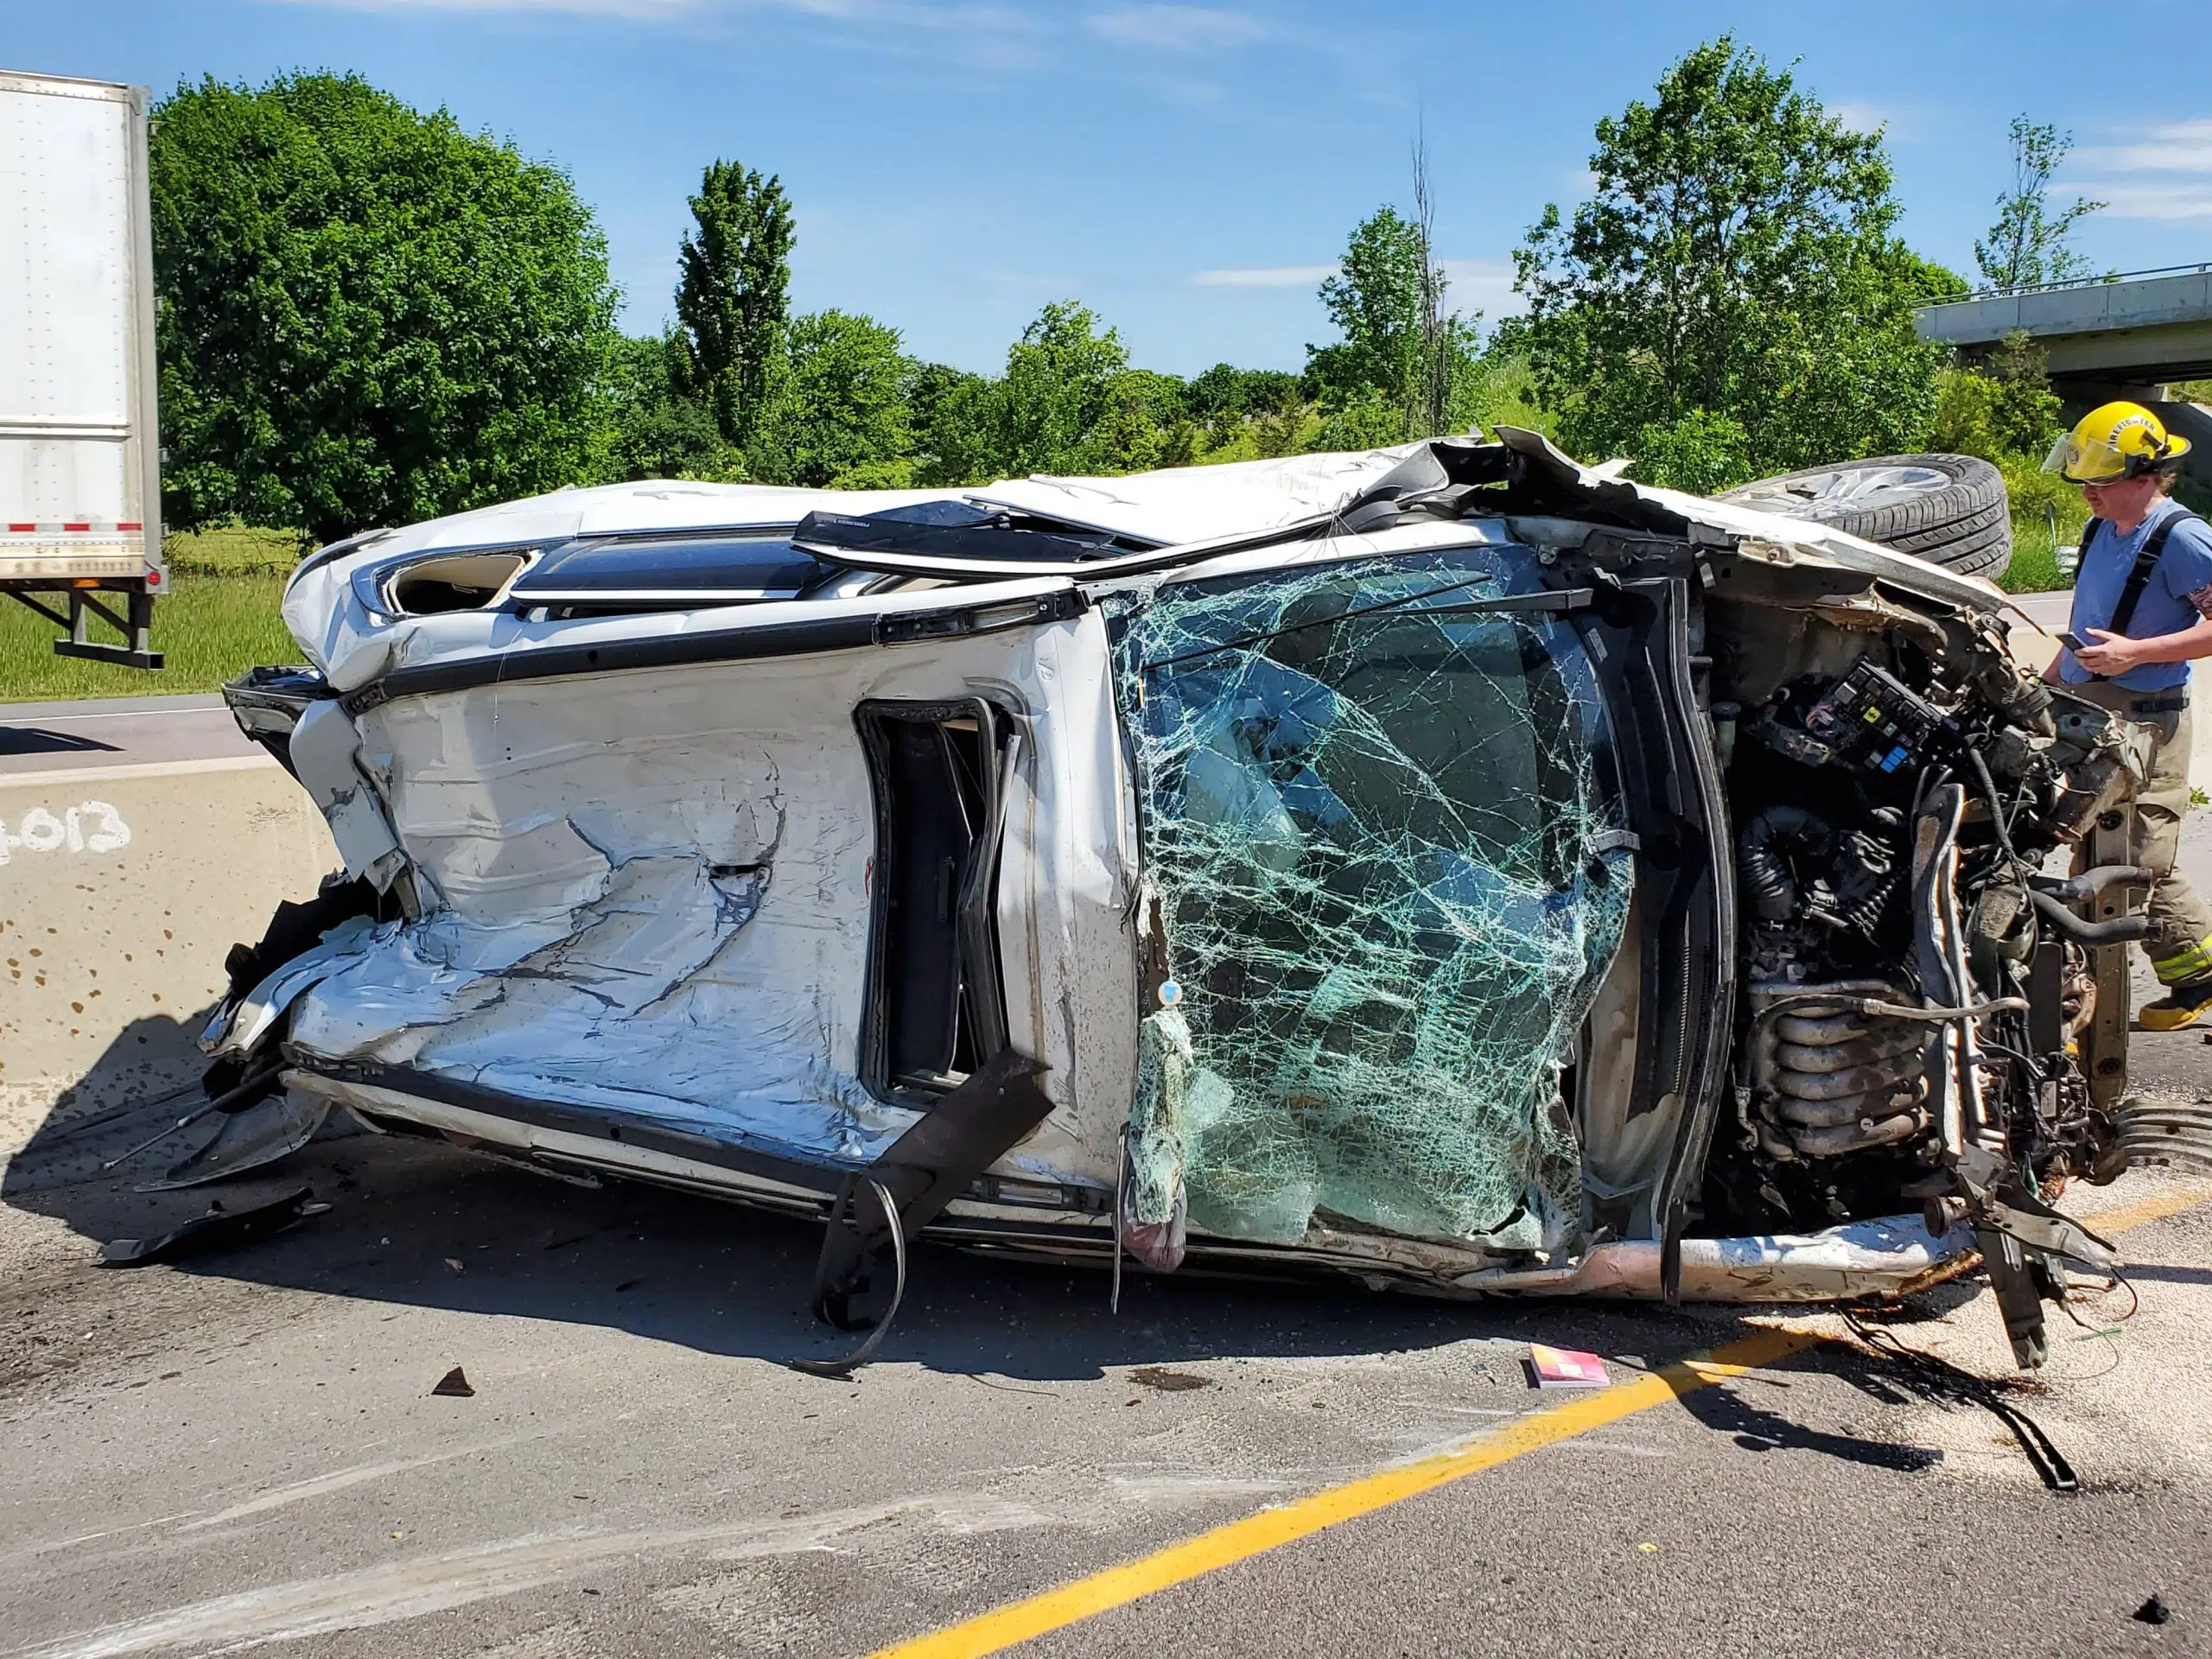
[2085,1182,2212,1237]
[874,1183,2212,1659]
[868,1325,1816,1659]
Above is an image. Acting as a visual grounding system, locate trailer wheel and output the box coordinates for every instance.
[1716,454,2012,581]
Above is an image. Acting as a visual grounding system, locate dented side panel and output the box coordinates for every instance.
[280,613,1139,1188]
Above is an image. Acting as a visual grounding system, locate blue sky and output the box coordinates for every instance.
[10,1,2211,376]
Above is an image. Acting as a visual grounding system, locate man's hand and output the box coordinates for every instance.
[2073,626,2147,676]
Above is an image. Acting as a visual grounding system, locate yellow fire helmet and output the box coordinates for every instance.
[2044,400,2194,484]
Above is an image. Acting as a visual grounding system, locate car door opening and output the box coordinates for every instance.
[856,697,1019,1107]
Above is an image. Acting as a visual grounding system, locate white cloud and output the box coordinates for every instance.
[266,0,1033,25]
[2073,119,2212,175]
[264,0,1049,68]
[1192,264,1337,287]
[1828,99,1924,141]
[2062,118,2212,221]
[1086,5,1266,51]
[2067,180,2212,222]
[1192,257,1522,315]
[1437,257,1522,317]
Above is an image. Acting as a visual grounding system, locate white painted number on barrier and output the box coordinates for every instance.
[0,801,131,864]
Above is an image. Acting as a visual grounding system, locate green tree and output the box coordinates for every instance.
[1895,250,1973,308]
[750,310,916,487]
[1929,330,2063,462]
[603,331,738,482]
[910,363,999,486]
[1975,117,2104,294]
[1083,368,1188,474]
[150,72,619,546]
[1305,205,1482,446]
[995,302,1128,475]
[1182,364,1306,457]
[1512,37,1946,489]
[675,159,796,448]
[1188,365,1298,435]
[1307,207,1426,427]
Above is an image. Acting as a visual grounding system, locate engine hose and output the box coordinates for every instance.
[1965,745,2024,868]
[2028,865,2152,905]
[1853,995,2028,1022]
[2029,889,2151,946]
[1738,804,1835,924]
[1758,989,2030,1022]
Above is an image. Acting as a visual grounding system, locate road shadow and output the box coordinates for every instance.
[1674,1356,1944,1474]
[0,1020,1976,1398]
[3,1007,217,1194]
[2110,1263,2212,1287]
[0,725,121,757]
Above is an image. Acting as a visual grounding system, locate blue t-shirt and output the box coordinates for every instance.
[2062,498,2212,692]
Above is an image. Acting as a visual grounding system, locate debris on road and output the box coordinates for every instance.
[1129,1366,1211,1392]
[98,1064,286,1173]
[97,1188,327,1268]
[1528,1344,1610,1389]
[2134,1595,2171,1626]
[431,1365,475,1397]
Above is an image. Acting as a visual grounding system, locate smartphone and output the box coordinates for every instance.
[2059,631,2091,653]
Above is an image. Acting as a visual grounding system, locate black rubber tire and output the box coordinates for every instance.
[1717,454,2012,582]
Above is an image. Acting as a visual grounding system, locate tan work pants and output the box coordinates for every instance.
[2067,682,2212,987]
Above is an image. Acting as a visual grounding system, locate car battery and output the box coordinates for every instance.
[1802,660,1952,777]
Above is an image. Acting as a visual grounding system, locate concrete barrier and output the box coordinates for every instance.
[0,754,336,1164]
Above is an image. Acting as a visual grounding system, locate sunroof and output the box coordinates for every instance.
[793,504,1145,569]
[506,531,830,605]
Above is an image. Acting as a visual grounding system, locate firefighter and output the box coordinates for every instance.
[2044,400,2212,1028]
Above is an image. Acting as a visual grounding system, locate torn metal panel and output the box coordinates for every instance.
[200,914,384,1057]
[286,700,405,888]
[1446,1214,1975,1300]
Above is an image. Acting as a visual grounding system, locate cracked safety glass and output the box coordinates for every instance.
[1110,545,1630,1251]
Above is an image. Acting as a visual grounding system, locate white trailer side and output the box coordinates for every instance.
[0,68,163,668]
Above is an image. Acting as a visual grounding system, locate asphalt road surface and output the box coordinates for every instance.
[3,1098,2209,1659]
[5,664,2212,1658]
[0,695,259,778]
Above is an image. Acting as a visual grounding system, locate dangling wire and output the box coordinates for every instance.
[1111,1127,1129,1315]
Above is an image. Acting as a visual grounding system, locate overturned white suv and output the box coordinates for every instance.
[204,431,2186,1370]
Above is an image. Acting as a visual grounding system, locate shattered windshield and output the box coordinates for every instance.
[1110,543,1630,1252]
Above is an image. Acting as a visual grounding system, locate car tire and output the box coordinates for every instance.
[1716,454,2012,582]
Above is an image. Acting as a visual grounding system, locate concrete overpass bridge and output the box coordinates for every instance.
[1916,264,2212,485]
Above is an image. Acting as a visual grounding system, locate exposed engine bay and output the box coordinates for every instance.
[1698,565,2152,1363]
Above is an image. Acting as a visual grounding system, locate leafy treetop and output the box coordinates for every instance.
[1512,36,1946,491]
[675,159,797,448]
[151,71,619,546]
[1975,117,2104,294]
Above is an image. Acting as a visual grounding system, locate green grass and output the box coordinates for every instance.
[0,569,300,702]
[0,526,306,702]
[1999,534,2067,594]
[163,524,303,576]
[1996,456,2088,594]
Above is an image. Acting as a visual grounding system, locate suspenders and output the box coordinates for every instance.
[2073,509,2205,683]
[2095,509,2204,639]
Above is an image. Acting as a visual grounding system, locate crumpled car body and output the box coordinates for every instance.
[212,431,2167,1366]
